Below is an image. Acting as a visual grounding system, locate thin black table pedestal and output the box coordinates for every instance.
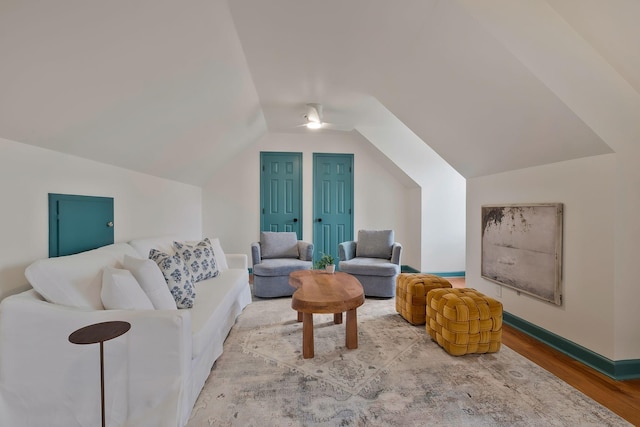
[69,321,131,427]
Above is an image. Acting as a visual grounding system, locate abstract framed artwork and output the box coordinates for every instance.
[481,203,563,305]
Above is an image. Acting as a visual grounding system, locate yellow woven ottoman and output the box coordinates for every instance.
[395,273,452,325]
[426,288,502,356]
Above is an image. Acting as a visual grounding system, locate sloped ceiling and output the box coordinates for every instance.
[0,0,265,185]
[1,0,634,185]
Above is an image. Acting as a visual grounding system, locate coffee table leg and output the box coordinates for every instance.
[345,309,358,349]
[302,312,314,359]
[334,313,342,324]
[297,311,302,322]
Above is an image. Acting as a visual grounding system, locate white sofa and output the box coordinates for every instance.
[0,236,252,427]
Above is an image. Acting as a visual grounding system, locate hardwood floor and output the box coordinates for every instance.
[503,323,640,425]
[451,277,640,426]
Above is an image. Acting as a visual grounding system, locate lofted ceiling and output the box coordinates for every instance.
[1,0,636,185]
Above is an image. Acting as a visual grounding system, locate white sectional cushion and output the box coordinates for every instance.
[189,268,249,359]
[173,238,219,283]
[123,255,177,310]
[209,237,229,270]
[149,249,196,309]
[101,266,154,310]
[24,243,139,309]
[129,236,177,259]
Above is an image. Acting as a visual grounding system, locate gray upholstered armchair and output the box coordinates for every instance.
[338,229,402,298]
[251,232,314,298]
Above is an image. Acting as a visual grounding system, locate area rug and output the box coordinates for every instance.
[187,297,629,426]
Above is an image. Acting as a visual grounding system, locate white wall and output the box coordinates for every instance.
[612,149,640,360]
[357,98,467,273]
[458,0,640,362]
[467,154,616,358]
[202,131,421,268]
[0,137,202,300]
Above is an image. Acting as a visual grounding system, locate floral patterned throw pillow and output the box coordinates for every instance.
[149,249,196,309]
[173,238,219,283]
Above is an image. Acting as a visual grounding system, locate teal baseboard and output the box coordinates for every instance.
[248,268,252,275]
[426,271,466,278]
[400,266,465,277]
[504,311,640,381]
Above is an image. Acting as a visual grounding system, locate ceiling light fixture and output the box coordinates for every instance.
[304,103,323,129]
[306,120,322,130]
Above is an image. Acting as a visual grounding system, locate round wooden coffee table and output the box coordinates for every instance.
[289,270,364,359]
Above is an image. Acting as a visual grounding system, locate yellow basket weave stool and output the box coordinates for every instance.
[426,288,502,356]
[395,273,452,325]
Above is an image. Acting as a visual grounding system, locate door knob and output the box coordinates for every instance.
[106,221,114,227]
[293,218,298,222]
[317,218,322,222]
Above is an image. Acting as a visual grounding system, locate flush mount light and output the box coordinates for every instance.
[298,103,352,131]
[304,103,323,129]
[306,120,322,129]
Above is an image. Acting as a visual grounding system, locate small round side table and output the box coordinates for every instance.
[69,321,131,427]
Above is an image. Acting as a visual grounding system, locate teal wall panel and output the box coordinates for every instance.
[49,193,114,257]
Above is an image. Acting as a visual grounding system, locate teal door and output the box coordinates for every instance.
[313,153,354,266]
[49,193,114,257]
[260,152,303,238]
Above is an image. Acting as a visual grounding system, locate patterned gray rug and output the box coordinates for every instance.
[187,297,629,426]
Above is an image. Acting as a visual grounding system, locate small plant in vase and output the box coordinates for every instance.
[315,252,336,273]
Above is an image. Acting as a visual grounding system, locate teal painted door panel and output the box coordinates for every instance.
[313,153,353,266]
[49,194,114,257]
[260,152,303,238]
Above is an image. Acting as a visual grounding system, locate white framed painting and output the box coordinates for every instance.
[481,203,563,305]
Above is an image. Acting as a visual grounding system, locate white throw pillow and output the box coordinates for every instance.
[123,255,177,310]
[129,236,177,258]
[209,237,229,271]
[101,266,154,310]
[149,249,196,309]
[173,238,219,283]
[24,243,139,309]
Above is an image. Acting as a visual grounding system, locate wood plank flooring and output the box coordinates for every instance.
[450,277,640,426]
[502,323,640,425]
